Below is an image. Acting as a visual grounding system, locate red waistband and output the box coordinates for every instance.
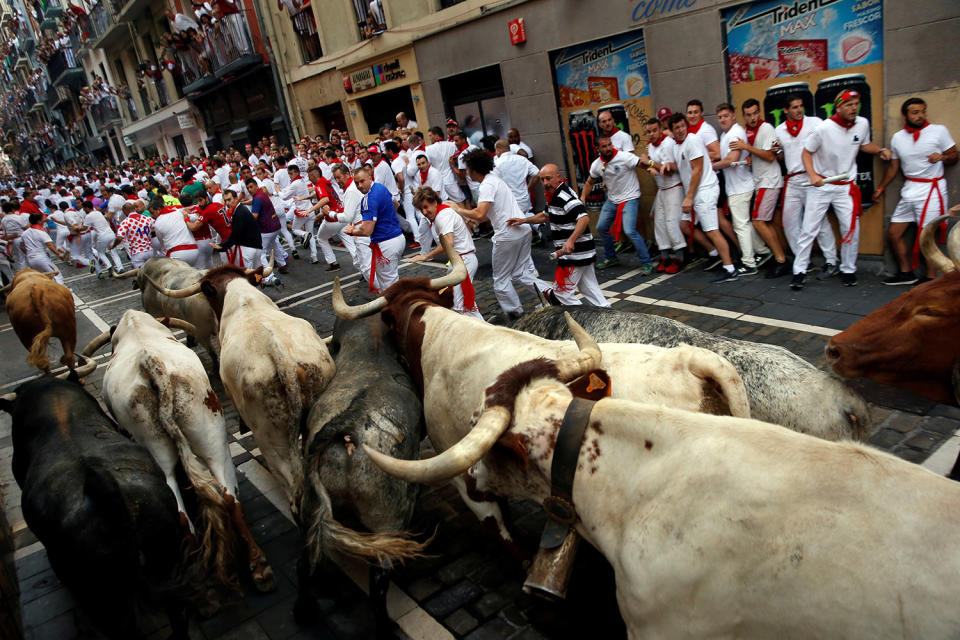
[459,250,475,256]
[166,243,198,256]
[660,183,683,190]
[905,176,942,183]
[785,171,804,178]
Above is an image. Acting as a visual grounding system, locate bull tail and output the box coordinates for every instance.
[681,345,752,419]
[143,354,238,590]
[26,286,54,372]
[301,465,429,570]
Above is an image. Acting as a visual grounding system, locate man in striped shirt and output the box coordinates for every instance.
[508,164,609,307]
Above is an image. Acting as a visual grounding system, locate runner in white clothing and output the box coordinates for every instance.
[331,164,370,279]
[426,127,463,203]
[685,99,721,161]
[644,118,686,271]
[774,96,838,279]
[875,97,958,284]
[598,109,634,153]
[410,153,445,255]
[493,139,539,213]
[448,149,542,318]
[409,187,484,320]
[81,201,123,277]
[792,89,892,290]
[21,214,65,283]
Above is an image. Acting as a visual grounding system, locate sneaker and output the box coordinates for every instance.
[97,272,106,280]
[89,259,95,274]
[790,273,805,290]
[640,262,654,276]
[615,240,635,255]
[764,260,792,279]
[291,251,300,260]
[408,242,421,250]
[664,259,681,274]
[755,252,773,268]
[655,260,668,273]
[596,256,620,270]
[841,273,857,287]
[710,269,739,284]
[737,265,759,276]
[882,271,918,286]
[531,231,543,247]
[310,258,319,265]
[302,232,312,248]
[816,263,840,280]
[701,256,723,272]
[326,262,341,272]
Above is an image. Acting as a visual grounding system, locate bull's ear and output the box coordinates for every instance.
[109,325,117,339]
[201,281,216,297]
[66,369,81,384]
[0,393,14,414]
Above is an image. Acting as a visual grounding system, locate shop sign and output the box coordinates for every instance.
[122,135,134,147]
[177,114,195,129]
[508,18,526,45]
[345,67,376,94]
[373,59,405,85]
[345,59,406,95]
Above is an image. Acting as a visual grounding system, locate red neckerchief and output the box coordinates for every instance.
[905,121,929,142]
[785,118,804,137]
[687,119,704,134]
[600,150,618,170]
[29,223,43,230]
[745,121,764,146]
[649,133,667,147]
[415,145,426,152]
[291,175,302,182]
[830,113,856,130]
[545,178,568,202]
[226,202,238,224]
[455,142,469,157]
[420,169,429,185]
[344,178,353,190]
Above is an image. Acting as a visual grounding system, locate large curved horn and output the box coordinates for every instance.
[363,406,512,484]
[143,272,203,298]
[56,354,98,379]
[0,281,12,295]
[920,215,956,274]
[332,277,388,320]
[245,251,274,277]
[555,312,602,381]
[948,218,960,272]
[82,329,113,357]
[111,267,140,279]
[156,316,199,335]
[43,270,60,280]
[428,235,467,290]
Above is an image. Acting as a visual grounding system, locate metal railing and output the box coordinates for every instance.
[176,12,258,90]
[46,47,81,82]
[88,3,113,42]
[90,95,122,128]
[291,7,322,62]
[352,0,385,40]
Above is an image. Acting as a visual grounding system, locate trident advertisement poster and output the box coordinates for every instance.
[551,30,655,208]
[722,0,885,253]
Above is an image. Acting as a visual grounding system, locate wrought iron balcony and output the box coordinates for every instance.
[46,48,85,88]
[90,95,122,129]
[180,12,260,95]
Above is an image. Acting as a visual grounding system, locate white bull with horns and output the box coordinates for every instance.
[82,310,275,593]
[363,351,960,639]
[332,238,751,549]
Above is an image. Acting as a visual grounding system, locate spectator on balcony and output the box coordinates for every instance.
[166,9,200,33]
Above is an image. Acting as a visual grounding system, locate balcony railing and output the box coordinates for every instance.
[291,7,322,63]
[88,3,111,42]
[46,47,83,85]
[179,12,259,94]
[352,0,385,40]
[90,95,122,128]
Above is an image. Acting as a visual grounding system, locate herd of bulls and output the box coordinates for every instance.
[1,215,959,639]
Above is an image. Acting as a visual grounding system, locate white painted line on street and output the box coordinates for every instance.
[82,289,141,309]
[922,432,960,475]
[0,352,113,390]
[73,292,110,333]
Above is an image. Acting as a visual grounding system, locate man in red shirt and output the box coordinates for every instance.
[304,165,344,270]
[19,191,41,215]
[192,190,232,265]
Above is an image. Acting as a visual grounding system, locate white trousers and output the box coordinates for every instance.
[453,252,483,320]
[130,249,155,268]
[491,232,540,314]
[369,234,405,293]
[67,234,89,266]
[194,240,215,269]
[168,248,200,267]
[727,191,767,267]
[551,263,610,307]
[227,245,262,269]
[260,231,286,267]
[795,184,858,275]
[316,219,346,265]
[782,175,837,263]
[292,215,316,260]
[54,226,69,250]
[26,253,64,284]
[653,185,687,251]
[92,231,123,274]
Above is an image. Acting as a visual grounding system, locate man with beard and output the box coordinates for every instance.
[875,97,957,284]
[598,109,634,153]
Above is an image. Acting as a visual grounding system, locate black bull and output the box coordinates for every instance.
[295,316,424,631]
[1,377,191,640]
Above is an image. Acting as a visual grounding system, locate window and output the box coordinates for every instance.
[351,0,385,41]
[358,86,414,136]
[440,65,509,143]
[291,7,322,62]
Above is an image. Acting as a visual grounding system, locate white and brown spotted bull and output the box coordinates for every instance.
[115,257,220,363]
[82,310,275,593]
[144,263,334,521]
[828,216,960,406]
[333,237,751,551]
[3,268,76,373]
[514,305,870,441]
[365,353,960,639]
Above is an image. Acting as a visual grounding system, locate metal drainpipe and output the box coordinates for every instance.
[247,0,297,144]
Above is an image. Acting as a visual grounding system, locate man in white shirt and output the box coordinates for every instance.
[21,213,65,283]
[493,138,539,214]
[409,186,484,320]
[644,117,685,272]
[875,97,958,284]
[369,144,399,204]
[0,202,28,271]
[730,98,790,278]
[149,196,200,266]
[426,127,464,203]
[598,110,634,153]
[667,113,738,283]
[713,102,765,274]
[448,149,542,318]
[774,95,838,280]
[793,90,892,289]
[281,164,316,262]
[507,128,533,160]
[580,137,654,273]
[410,153,445,255]
[81,201,123,277]
[385,141,422,245]
[685,99,721,161]
[332,163,370,279]
[107,186,127,223]
[396,112,418,134]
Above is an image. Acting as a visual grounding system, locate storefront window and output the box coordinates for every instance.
[357,85,415,135]
[441,65,507,145]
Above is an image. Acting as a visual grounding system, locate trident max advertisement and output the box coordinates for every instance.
[551,30,654,207]
[722,0,885,253]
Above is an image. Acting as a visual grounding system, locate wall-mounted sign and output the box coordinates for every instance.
[176,114,195,129]
[122,135,134,147]
[509,18,526,45]
[343,59,406,94]
[345,67,376,94]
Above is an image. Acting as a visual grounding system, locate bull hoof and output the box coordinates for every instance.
[252,563,277,593]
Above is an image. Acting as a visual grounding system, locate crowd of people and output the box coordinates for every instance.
[0,96,956,320]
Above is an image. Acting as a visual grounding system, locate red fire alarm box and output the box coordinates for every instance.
[508,18,526,45]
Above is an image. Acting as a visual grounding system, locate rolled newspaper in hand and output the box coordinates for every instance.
[729,160,749,167]
[801,173,850,187]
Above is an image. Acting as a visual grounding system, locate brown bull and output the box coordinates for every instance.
[827,215,960,405]
[3,268,76,373]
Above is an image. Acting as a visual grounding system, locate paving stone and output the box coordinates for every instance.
[922,416,960,437]
[28,609,78,640]
[18,566,61,605]
[405,576,442,601]
[21,585,75,628]
[437,552,486,585]
[463,616,518,640]
[869,429,905,450]
[930,404,960,420]
[893,447,929,464]
[467,589,512,622]
[500,603,532,627]
[422,579,483,619]
[215,618,271,639]
[868,406,893,431]
[904,432,941,452]
[510,627,551,640]
[443,608,479,636]
[880,412,925,434]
